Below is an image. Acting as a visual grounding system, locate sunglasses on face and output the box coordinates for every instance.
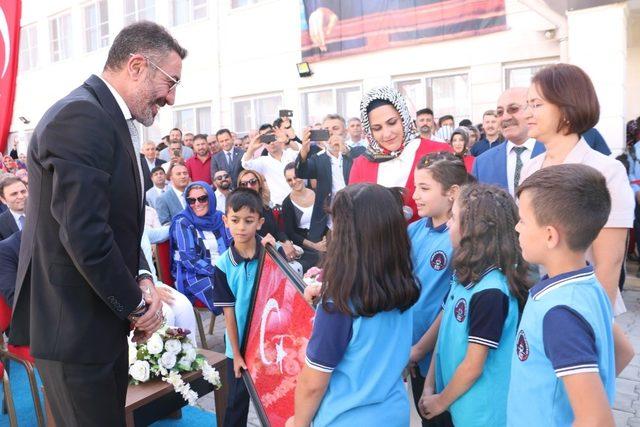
[214,173,230,181]
[496,104,523,117]
[239,178,259,187]
[186,195,208,205]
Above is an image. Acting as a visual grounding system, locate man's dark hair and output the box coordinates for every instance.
[459,119,472,127]
[283,162,296,177]
[517,164,610,252]
[193,133,207,143]
[104,21,187,71]
[216,128,232,138]
[226,188,263,216]
[150,166,165,175]
[0,175,25,198]
[532,64,599,135]
[167,160,187,178]
[258,124,273,133]
[438,115,454,126]
[416,108,434,117]
[170,128,182,137]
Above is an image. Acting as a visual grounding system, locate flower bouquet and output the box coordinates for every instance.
[128,325,221,406]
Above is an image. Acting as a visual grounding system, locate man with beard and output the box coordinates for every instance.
[470,110,504,156]
[9,22,184,426]
[471,87,545,197]
[159,127,193,161]
[185,133,212,184]
[207,134,222,156]
[416,108,445,143]
[212,170,232,213]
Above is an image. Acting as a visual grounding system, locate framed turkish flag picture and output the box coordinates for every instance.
[241,245,315,427]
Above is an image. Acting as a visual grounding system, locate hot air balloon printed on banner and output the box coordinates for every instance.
[241,246,315,427]
[0,0,21,153]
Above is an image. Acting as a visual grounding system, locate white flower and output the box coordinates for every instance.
[165,339,182,354]
[184,348,197,363]
[177,357,193,371]
[163,371,184,388]
[182,342,194,353]
[146,333,164,355]
[159,352,177,370]
[129,360,150,382]
[202,362,221,388]
[128,343,138,366]
[184,389,198,406]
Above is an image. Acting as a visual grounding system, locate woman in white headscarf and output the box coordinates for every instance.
[349,86,453,222]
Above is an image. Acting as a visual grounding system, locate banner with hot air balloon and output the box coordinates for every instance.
[241,246,315,427]
[0,0,20,154]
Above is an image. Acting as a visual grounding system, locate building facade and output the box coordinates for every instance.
[10,0,640,154]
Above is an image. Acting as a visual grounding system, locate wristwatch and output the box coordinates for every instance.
[136,273,153,283]
[127,298,147,322]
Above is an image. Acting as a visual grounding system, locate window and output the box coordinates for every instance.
[124,0,156,25]
[300,86,361,127]
[171,0,207,26]
[49,13,72,62]
[232,95,283,134]
[395,73,470,123]
[84,0,109,52]
[173,106,212,135]
[504,63,553,89]
[19,25,38,71]
[232,0,266,7]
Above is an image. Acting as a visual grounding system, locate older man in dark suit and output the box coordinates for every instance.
[10,22,186,426]
[140,140,166,191]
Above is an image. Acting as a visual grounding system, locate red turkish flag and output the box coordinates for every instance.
[0,0,21,153]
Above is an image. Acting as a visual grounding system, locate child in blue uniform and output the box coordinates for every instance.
[289,183,420,427]
[508,164,615,426]
[212,188,276,427]
[420,184,530,427]
[408,152,474,426]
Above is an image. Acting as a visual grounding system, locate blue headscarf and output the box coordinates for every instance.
[173,181,225,232]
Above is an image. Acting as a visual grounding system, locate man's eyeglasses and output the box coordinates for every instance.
[496,104,523,117]
[186,195,208,205]
[130,53,180,92]
[214,173,230,181]
[239,178,259,187]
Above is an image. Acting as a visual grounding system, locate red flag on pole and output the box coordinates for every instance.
[0,0,21,154]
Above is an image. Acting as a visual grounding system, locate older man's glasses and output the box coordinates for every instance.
[186,195,208,205]
[129,53,181,92]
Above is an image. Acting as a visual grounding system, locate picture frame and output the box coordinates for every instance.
[241,245,315,427]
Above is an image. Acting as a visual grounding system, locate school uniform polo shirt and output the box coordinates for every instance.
[306,302,412,427]
[212,241,262,359]
[436,268,519,427]
[507,266,615,426]
[408,217,453,376]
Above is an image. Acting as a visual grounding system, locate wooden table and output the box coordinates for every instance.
[125,349,227,427]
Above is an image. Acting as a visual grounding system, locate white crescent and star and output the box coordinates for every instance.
[0,6,11,79]
[259,298,287,373]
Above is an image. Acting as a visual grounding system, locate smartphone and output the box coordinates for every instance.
[279,109,293,118]
[259,133,277,144]
[309,129,330,141]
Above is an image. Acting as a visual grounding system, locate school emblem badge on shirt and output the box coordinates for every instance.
[430,250,447,271]
[454,298,466,322]
[516,330,529,361]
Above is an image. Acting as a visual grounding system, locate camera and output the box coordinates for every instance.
[260,133,277,144]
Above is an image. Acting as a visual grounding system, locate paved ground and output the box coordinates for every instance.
[192,263,640,427]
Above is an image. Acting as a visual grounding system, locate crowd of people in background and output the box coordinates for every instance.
[2,54,640,426]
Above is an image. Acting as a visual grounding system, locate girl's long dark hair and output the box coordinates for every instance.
[321,183,420,316]
[453,184,530,304]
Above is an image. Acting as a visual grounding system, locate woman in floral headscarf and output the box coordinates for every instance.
[349,86,452,222]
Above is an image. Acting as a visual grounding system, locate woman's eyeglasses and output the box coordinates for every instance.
[186,195,208,205]
[239,178,259,187]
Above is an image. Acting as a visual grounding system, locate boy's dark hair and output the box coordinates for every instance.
[321,183,420,317]
[454,184,530,303]
[416,108,434,117]
[416,152,475,191]
[104,21,187,71]
[532,64,599,136]
[516,164,610,251]
[226,188,263,217]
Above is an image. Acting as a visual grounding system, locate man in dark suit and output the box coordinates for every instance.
[140,140,166,191]
[10,22,186,426]
[472,87,545,197]
[0,175,27,240]
[295,114,365,243]
[211,128,245,186]
[0,230,20,306]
